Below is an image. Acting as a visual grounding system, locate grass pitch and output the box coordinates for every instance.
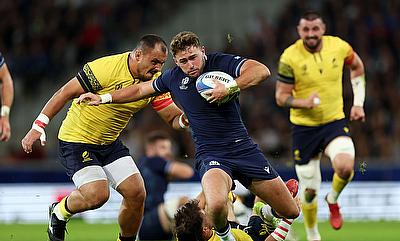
[0,219,398,241]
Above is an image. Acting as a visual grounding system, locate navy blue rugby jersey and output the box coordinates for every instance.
[138,156,171,211]
[153,52,259,158]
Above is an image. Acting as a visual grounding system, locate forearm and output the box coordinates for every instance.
[1,71,13,108]
[110,85,142,103]
[277,94,311,109]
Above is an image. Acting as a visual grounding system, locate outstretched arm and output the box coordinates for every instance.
[0,63,14,141]
[21,77,85,153]
[77,80,156,105]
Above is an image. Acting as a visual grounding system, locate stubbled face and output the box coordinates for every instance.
[148,139,172,160]
[297,18,326,51]
[173,45,205,78]
[136,43,167,81]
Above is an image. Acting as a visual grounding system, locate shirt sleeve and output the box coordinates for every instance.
[0,52,5,68]
[210,53,247,78]
[152,69,173,93]
[340,38,355,65]
[277,51,295,84]
[146,157,170,176]
[151,92,174,111]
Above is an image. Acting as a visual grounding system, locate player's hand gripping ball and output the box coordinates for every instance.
[195,71,239,104]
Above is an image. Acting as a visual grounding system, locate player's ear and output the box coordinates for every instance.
[173,57,179,66]
[201,46,206,54]
[134,49,142,61]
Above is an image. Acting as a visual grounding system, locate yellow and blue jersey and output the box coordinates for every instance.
[278,36,354,126]
[58,52,172,145]
[208,229,253,241]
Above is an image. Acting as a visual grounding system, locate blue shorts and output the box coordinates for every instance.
[139,207,172,241]
[292,118,351,165]
[196,149,279,188]
[58,139,131,177]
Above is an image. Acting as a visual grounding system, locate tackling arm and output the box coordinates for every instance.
[77,80,157,105]
[156,102,189,130]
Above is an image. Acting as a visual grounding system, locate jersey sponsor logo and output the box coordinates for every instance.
[82,151,92,162]
[264,166,270,174]
[208,160,220,166]
[179,77,190,90]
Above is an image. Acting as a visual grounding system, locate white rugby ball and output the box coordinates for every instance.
[195,71,238,104]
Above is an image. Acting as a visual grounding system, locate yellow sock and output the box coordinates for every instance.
[301,201,318,229]
[58,196,73,220]
[328,171,354,203]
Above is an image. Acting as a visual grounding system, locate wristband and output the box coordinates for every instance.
[225,80,240,95]
[351,74,365,107]
[100,93,112,104]
[1,105,10,117]
[178,113,189,129]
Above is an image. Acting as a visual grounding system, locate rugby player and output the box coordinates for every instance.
[78,31,300,241]
[275,11,366,241]
[21,34,187,241]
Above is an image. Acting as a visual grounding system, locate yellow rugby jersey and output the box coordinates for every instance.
[208,229,253,241]
[58,52,172,145]
[278,36,354,126]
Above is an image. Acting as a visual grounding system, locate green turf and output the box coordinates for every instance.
[0,219,398,241]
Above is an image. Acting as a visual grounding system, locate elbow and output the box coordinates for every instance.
[275,93,285,107]
[258,65,271,84]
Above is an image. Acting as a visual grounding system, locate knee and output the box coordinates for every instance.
[84,188,110,210]
[303,188,317,203]
[334,155,354,179]
[206,197,226,215]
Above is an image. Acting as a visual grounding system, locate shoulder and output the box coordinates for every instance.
[324,35,351,48]
[231,228,253,241]
[281,40,302,60]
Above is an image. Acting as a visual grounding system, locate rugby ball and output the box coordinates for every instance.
[195,71,239,104]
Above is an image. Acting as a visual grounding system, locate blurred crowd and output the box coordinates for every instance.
[1,0,399,167]
[225,0,400,165]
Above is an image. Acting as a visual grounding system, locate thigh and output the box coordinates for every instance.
[249,177,296,217]
[103,155,140,189]
[291,124,324,165]
[231,152,279,188]
[59,140,103,178]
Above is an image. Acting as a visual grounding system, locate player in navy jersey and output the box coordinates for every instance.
[138,131,193,240]
[0,52,14,142]
[78,31,299,241]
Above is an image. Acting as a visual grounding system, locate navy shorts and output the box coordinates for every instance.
[292,118,351,165]
[196,149,278,188]
[139,207,172,241]
[58,139,131,177]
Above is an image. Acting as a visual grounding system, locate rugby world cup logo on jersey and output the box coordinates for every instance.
[179,77,190,90]
[82,151,92,162]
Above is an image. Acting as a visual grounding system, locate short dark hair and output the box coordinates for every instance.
[300,11,324,22]
[136,34,168,54]
[145,130,170,145]
[170,31,201,56]
[174,199,204,241]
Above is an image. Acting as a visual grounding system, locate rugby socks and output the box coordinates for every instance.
[327,171,354,203]
[271,218,293,241]
[301,201,318,230]
[215,223,236,241]
[54,196,73,221]
[117,233,136,241]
